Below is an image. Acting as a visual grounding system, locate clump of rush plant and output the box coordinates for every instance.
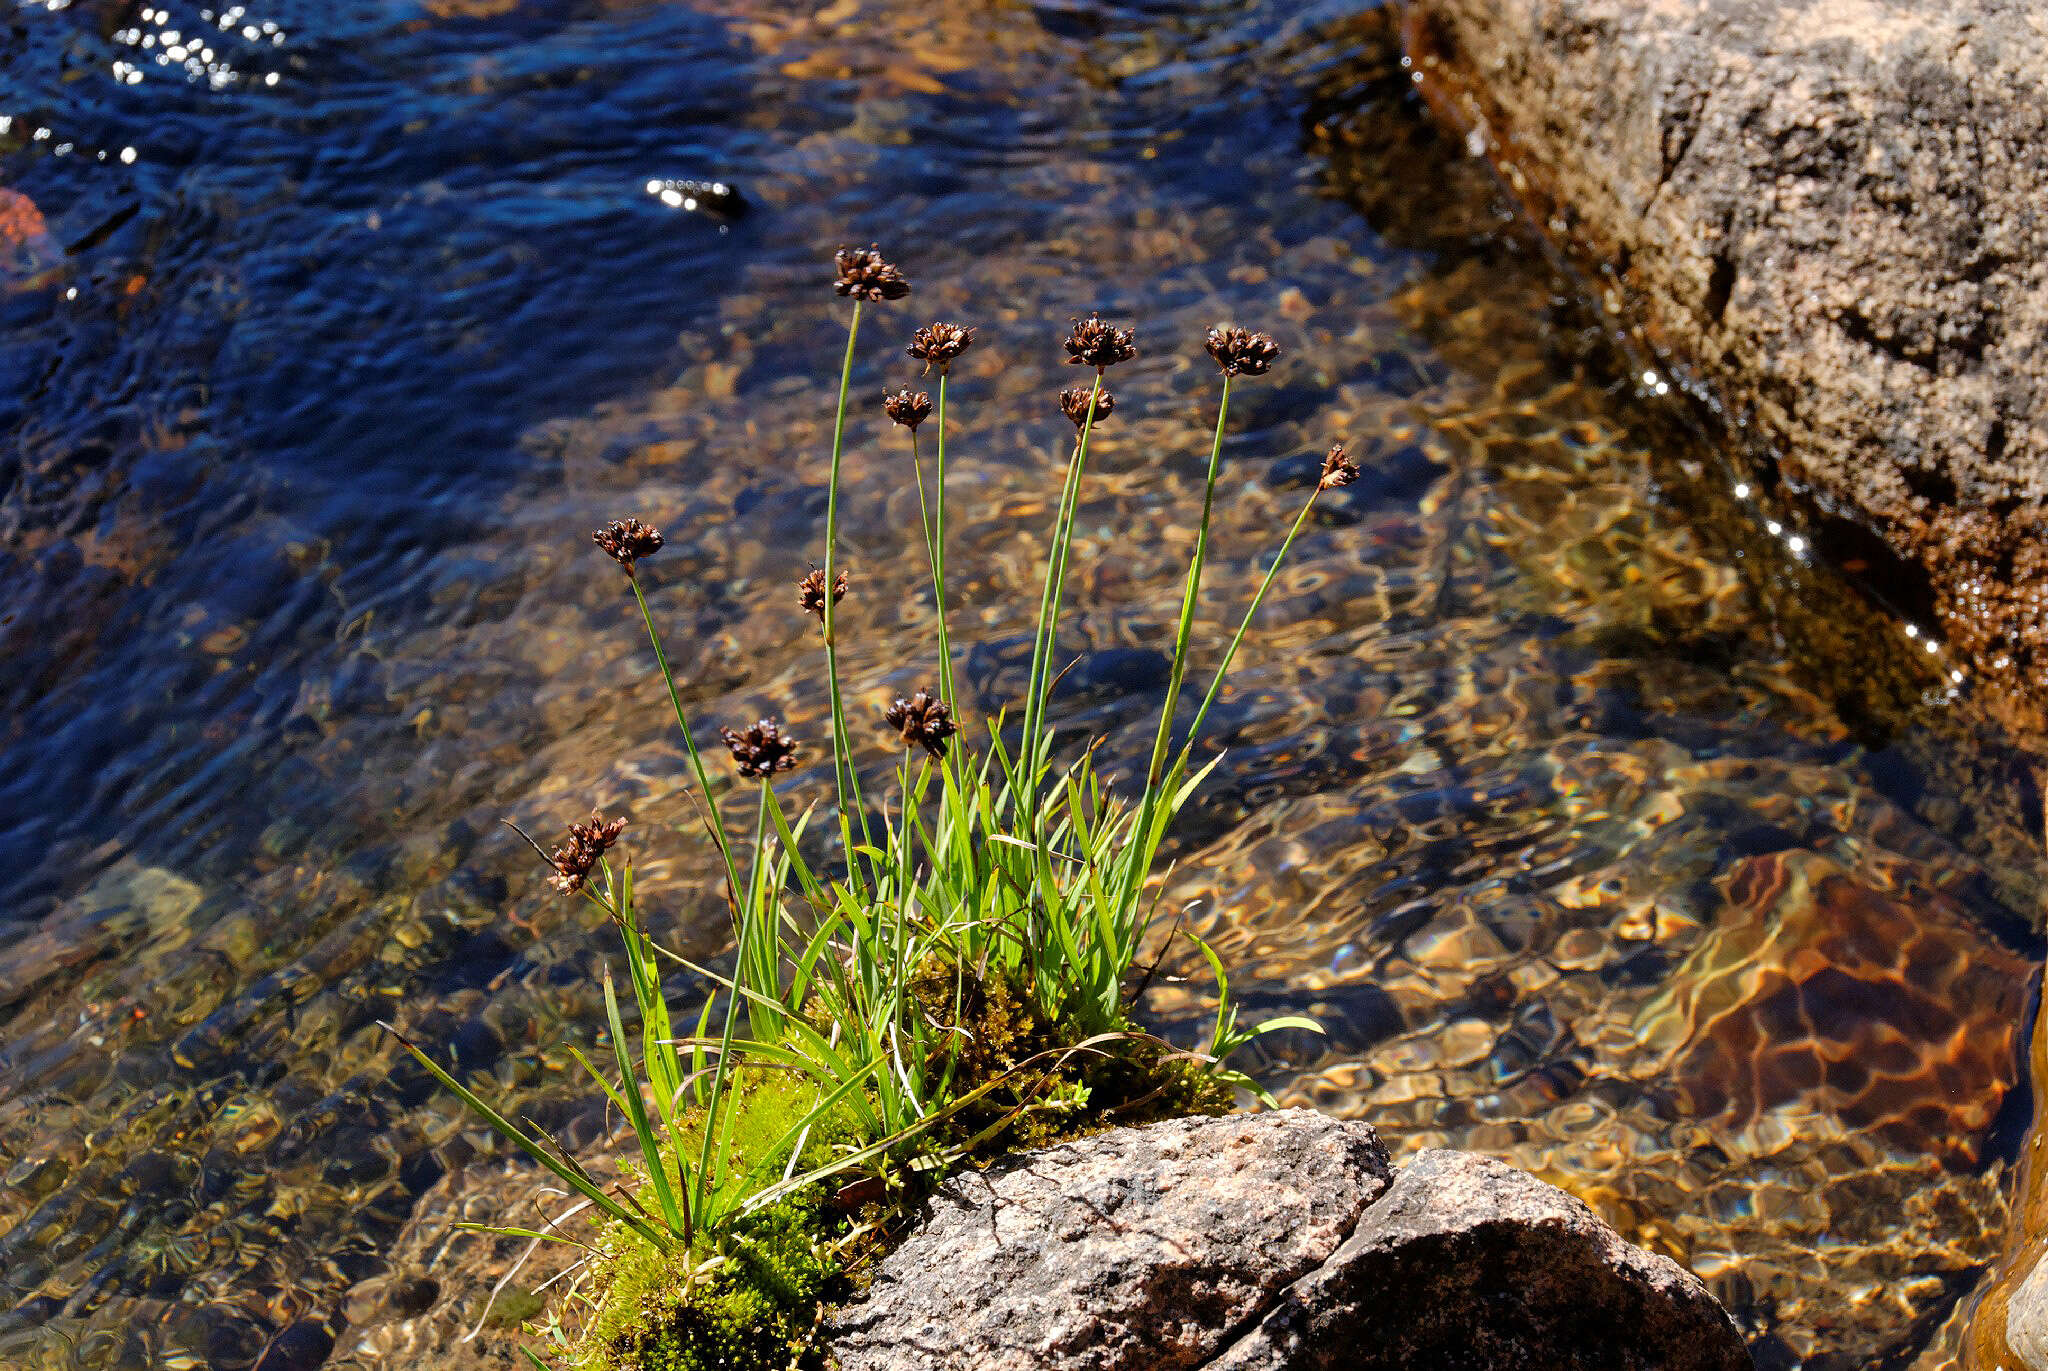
[387,248,1356,1371]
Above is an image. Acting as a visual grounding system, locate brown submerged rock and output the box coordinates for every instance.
[1636,850,2029,1166]
[1402,0,2048,743]
[829,1111,1751,1371]
[0,186,60,287]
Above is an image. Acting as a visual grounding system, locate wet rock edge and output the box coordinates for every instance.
[1395,0,2048,751]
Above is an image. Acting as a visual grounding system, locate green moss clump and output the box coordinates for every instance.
[583,1197,838,1371]
[565,964,1231,1371]
[568,1073,862,1371]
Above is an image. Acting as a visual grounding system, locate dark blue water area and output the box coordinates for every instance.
[5,0,747,905]
[0,0,1409,925]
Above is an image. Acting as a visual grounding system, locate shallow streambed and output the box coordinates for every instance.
[0,2,2038,1368]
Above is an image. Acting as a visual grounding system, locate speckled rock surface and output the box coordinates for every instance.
[1402,0,2048,742]
[828,1110,1393,1371]
[1209,1150,1752,1371]
[828,1114,1752,1371]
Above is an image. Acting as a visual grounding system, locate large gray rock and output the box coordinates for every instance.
[828,1112,1752,1371]
[829,1110,1393,1371]
[1210,1150,1751,1371]
[1402,0,2048,743]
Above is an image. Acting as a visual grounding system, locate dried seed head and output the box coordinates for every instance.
[721,719,800,779]
[1319,442,1358,490]
[1204,325,1281,378]
[799,566,849,620]
[549,809,627,895]
[833,244,910,302]
[592,518,664,573]
[907,322,975,376]
[1063,313,1137,371]
[884,689,958,759]
[1058,384,1114,429]
[883,387,933,430]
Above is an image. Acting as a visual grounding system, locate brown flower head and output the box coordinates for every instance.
[1204,325,1281,378]
[907,322,975,376]
[1319,442,1358,490]
[1058,384,1114,429]
[833,244,910,302]
[799,566,849,620]
[549,809,627,895]
[592,518,664,574]
[884,689,958,759]
[721,719,800,779]
[883,387,933,430]
[1063,313,1137,371]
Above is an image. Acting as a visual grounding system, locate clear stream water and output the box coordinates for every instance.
[1,1,2039,1367]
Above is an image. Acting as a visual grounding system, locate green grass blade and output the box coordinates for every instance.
[602,968,686,1239]
[382,1024,668,1251]
[453,1223,594,1250]
[1143,372,1232,787]
[628,577,741,899]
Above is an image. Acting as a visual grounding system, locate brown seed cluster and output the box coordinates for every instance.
[721,720,800,778]
[1058,384,1114,429]
[592,518,664,573]
[884,689,958,759]
[1204,325,1281,378]
[550,810,627,895]
[833,245,910,302]
[1319,442,1358,490]
[907,322,975,375]
[1063,313,1137,371]
[883,387,933,430]
[799,567,849,620]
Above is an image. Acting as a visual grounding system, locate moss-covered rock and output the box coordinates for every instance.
[554,962,1234,1371]
[582,1197,839,1371]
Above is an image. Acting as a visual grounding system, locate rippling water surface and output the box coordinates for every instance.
[2,1,2041,1367]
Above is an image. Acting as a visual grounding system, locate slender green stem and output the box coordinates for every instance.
[906,421,957,716]
[891,749,921,1047]
[822,301,874,893]
[693,949,744,1241]
[1019,372,1104,818]
[1110,374,1232,939]
[741,780,777,1041]
[907,421,968,822]
[905,377,967,827]
[1143,374,1232,786]
[630,576,741,901]
[1182,486,1321,753]
[932,371,958,714]
[909,427,937,562]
